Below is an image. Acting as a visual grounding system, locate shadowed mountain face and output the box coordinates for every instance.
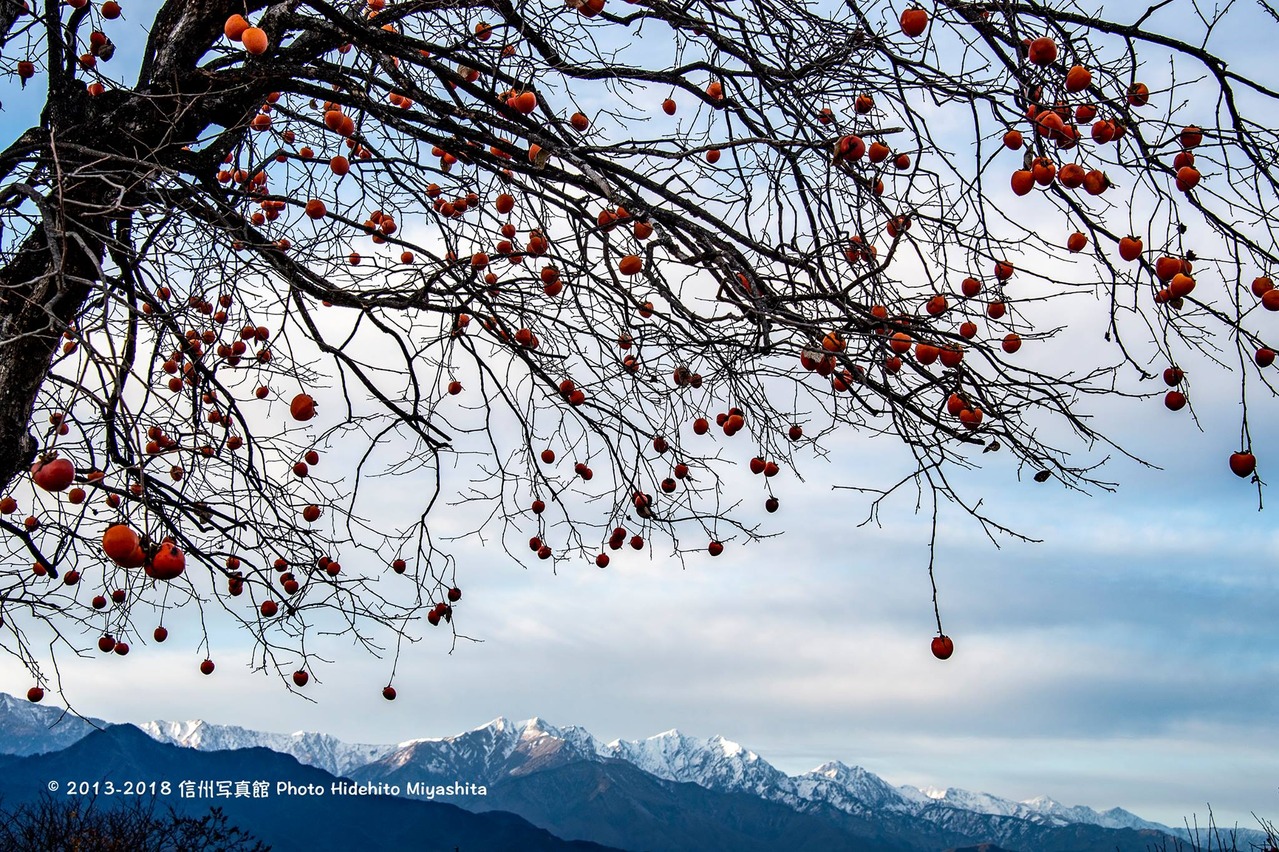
[0,692,107,755]
[478,758,920,852]
[473,759,1190,852]
[0,724,621,852]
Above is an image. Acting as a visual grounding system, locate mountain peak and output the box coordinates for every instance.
[706,734,751,759]
[480,715,514,733]
[602,727,789,800]
[791,760,924,816]
[814,759,850,774]
[924,786,1006,804]
[649,727,684,740]
[1022,794,1061,808]
[520,716,555,736]
[812,760,869,778]
[808,760,911,792]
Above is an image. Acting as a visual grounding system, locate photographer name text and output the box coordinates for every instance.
[51,779,486,800]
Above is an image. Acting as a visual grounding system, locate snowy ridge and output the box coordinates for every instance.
[920,786,1041,819]
[350,715,606,786]
[0,693,1201,842]
[1020,795,1170,832]
[599,732,1039,825]
[138,718,396,776]
[602,729,789,798]
[585,724,1198,840]
[128,712,1221,843]
[594,726,1170,837]
[133,712,1193,838]
[791,761,928,815]
[913,786,1170,832]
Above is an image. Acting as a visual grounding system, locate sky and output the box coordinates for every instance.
[0,0,1276,837]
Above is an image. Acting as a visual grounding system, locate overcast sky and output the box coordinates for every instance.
[1,0,1276,837]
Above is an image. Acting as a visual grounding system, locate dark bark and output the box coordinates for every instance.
[138,0,271,93]
[0,223,97,489]
[0,0,30,51]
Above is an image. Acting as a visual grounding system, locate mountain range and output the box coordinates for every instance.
[0,693,1261,852]
[0,722,618,852]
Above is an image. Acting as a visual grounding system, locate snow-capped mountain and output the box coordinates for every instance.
[592,727,1166,838]
[0,691,106,755]
[349,715,605,788]
[1019,796,1171,832]
[139,718,397,776]
[599,731,928,819]
[918,788,1169,832]
[601,729,790,798]
[132,711,1201,843]
[346,716,1212,849]
[0,693,1244,851]
[795,760,932,815]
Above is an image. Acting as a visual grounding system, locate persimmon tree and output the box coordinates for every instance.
[0,0,1276,697]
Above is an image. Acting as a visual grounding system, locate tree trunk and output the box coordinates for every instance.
[0,214,101,491]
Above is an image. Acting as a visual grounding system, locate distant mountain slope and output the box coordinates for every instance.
[140,718,396,776]
[0,691,107,755]
[920,787,1172,832]
[477,758,920,852]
